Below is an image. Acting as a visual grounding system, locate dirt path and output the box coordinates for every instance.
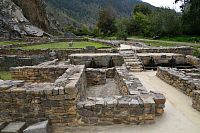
[52,71,200,133]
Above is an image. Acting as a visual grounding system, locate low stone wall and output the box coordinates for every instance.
[186,55,200,68]
[192,90,200,112]
[89,38,120,47]
[69,53,124,68]
[0,65,87,125]
[85,68,115,86]
[137,53,187,66]
[0,49,116,60]
[77,91,165,125]
[157,67,200,97]
[0,55,34,71]
[115,66,146,95]
[86,68,106,86]
[77,66,166,125]
[135,46,193,55]
[11,66,68,83]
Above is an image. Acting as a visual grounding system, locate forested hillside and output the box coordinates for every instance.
[45,0,153,28]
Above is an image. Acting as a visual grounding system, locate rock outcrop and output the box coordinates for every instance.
[0,0,57,38]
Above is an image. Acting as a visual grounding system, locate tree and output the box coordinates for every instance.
[150,8,182,36]
[176,0,200,35]
[115,19,128,40]
[97,8,117,36]
[133,4,152,15]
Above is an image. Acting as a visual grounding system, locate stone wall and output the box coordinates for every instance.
[137,53,187,66]
[0,65,87,125]
[11,66,68,83]
[77,90,165,125]
[69,53,124,68]
[186,55,200,68]
[192,90,200,112]
[85,68,115,86]
[135,46,193,55]
[0,55,34,71]
[77,66,166,125]
[0,48,116,60]
[157,67,200,97]
[86,68,106,86]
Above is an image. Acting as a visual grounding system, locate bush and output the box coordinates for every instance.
[193,46,200,58]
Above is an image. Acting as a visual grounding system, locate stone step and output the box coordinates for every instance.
[125,62,142,66]
[130,66,143,69]
[124,59,139,62]
[130,68,143,72]
[1,122,26,133]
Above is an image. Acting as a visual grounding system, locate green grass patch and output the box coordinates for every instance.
[142,41,178,47]
[0,41,23,45]
[19,41,111,50]
[160,35,200,43]
[0,71,12,80]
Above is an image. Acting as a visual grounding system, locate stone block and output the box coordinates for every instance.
[1,122,26,133]
[23,120,50,133]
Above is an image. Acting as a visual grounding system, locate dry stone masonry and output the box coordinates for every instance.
[0,57,166,126]
[77,66,166,125]
[157,67,200,112]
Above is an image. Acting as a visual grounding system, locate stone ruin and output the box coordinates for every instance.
[1,38,200,132]
[0,54,166,129]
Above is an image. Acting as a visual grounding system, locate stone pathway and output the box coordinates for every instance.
[52,71,200,133]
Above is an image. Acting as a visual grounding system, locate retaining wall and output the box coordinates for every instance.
[0,65,87,125]
[69,53,124,68]
[135,46,193,55]
[157,67,200,97]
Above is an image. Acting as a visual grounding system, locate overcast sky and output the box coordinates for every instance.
[142,0,182,12]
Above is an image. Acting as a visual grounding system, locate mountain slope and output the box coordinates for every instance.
[45,0,153,28]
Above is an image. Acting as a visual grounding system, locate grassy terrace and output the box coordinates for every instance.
[19,41,111,50]
[0,71,12,80]
[0,41,23,45]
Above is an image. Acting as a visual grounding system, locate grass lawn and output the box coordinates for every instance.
[19,41,111,50]
[160,35,200,43]
[0,71,12,80]
[0,41,22,45]
[142,40,178,47]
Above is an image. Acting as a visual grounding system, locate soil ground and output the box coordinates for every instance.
[86,78,119,97]
[52,71,200,133]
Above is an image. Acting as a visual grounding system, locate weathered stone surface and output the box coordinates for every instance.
[0,122,7,131]
[23,120,50,133]
[1,122,26,133]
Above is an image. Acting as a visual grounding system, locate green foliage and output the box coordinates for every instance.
[160,35,200,43]
[115,19,128,40]
[46,0,152,28]
[134,4,152,15]
[97,8,117,36]
[193,46,200,58]
[0,71,11,80]
[133,12,152,36]
[182,0,200,35]
[150,8,182,36]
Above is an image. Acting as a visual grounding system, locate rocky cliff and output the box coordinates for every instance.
[0,0,57,38]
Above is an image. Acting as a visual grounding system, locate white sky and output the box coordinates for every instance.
[142,0,182,12]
